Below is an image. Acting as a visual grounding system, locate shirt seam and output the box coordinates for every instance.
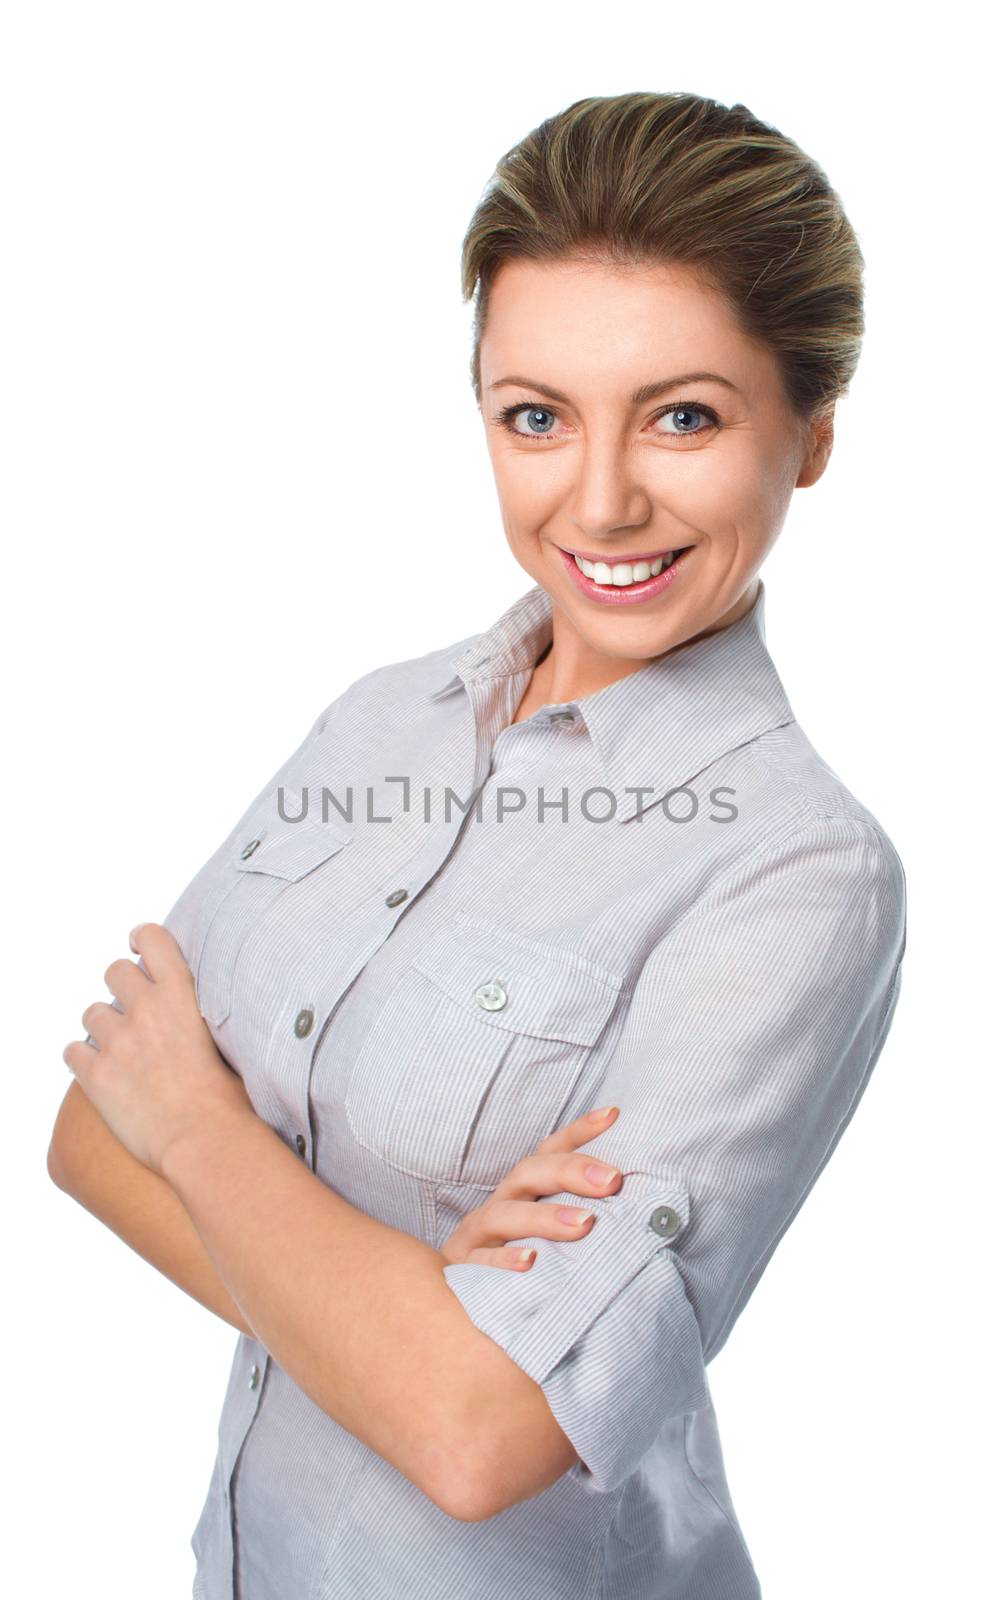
[597,1477,633,1600]
[747,727,905,868]
[702,911,904,1364]
[656,796,889,946]
[679,1413,758,1577]
[745,724,816,819]
[466,663,541,680]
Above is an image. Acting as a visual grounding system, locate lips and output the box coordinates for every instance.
[558,543,694,605]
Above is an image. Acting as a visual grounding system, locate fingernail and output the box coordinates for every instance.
[514,1248,536,1264]
[558,1208,594,1225]
[588,1105,618,1122]
[586,1163,619,1185]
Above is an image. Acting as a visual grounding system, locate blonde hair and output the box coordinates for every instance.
[461,91,864,423]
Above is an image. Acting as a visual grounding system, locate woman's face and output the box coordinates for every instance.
[479,255,834,684]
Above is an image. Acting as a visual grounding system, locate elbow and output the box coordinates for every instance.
[415,1414,508,1525]
[417,1326,576,1522]
[427,1468,500,1525]
[420,1437,497,1524]
[432,1456,562,1524]
[427,1419,574,1524]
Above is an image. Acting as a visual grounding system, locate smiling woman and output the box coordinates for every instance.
[471,228,844,702]
[49,90,906,1600]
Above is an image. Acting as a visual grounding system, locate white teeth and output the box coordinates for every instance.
[574,550,680,585]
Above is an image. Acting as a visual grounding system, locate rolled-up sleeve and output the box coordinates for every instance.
[443,814,908,1494]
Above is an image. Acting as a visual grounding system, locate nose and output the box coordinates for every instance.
[568,433,652,544]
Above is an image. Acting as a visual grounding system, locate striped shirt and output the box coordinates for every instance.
[162,577,907,1599]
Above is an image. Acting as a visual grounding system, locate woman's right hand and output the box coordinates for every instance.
[439,1105,622,1271]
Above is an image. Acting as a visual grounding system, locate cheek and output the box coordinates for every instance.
[662,445,784,538]
[491,450,565,526]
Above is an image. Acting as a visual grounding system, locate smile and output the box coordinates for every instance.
[567,548,687,586]
[557,544,695,605]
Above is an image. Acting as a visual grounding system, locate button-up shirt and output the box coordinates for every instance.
[162,578,907,1599]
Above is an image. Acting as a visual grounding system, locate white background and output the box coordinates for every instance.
[5,4,1002,1596]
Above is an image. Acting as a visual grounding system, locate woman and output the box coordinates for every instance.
[50,91,907,1599]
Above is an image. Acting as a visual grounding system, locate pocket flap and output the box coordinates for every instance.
[231,818,354,882]
[411,914,624,1046]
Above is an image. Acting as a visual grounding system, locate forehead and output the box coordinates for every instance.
[481,256,776,397]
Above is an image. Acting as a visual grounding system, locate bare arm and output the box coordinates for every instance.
[49,1080,580,1516]
[157,1108,578,1520]
[47,1080,253,1338]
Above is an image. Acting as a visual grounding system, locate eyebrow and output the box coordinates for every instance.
[487,371,742,405]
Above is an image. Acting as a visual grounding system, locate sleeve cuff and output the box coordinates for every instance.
[443,1169,709,1493]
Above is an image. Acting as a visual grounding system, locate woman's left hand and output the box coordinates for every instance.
[63,923,256,1181]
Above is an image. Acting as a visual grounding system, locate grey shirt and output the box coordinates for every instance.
[162,578,907,1599]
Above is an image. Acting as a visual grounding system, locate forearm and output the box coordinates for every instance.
[47,1081,253,1337]
[160,1108,557,1519]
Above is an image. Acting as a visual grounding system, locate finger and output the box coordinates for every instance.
[103,956,153,1008]
[492,1145,623,1204]
[536,1103,620,1156]
[63,1036,98,1080]
[487,1105,621,1201]
[80,998,124,1048]
[128,923,188,982]
[465,1245,539,1271]
[460,1196,600,1250]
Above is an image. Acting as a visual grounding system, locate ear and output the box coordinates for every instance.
[794,405,835,489]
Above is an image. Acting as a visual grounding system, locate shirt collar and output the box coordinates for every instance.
[429,578,795,823]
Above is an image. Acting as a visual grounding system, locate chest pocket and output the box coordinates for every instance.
[342,911,625,1188]
[192,817,355,1028]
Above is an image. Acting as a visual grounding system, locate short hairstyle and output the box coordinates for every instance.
[461,91,864,424]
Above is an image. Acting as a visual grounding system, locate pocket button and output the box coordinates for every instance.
[239,838,261,860]
[473,978,508,1012]
[649,1205,683,1238]
[294,1008,315,1038]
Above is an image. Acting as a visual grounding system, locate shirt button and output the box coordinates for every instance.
[248,1363,260,1390]
[648,1205,683,1239]
[385,888,409,906]
[294,1008,315,1038]
[295,1133,307,1157]
[549,710,576,724]
[239,838,261,860]
[474,978,508,1011]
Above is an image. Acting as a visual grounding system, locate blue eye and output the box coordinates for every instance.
[654,403,718,438]
[497,404,558,437]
